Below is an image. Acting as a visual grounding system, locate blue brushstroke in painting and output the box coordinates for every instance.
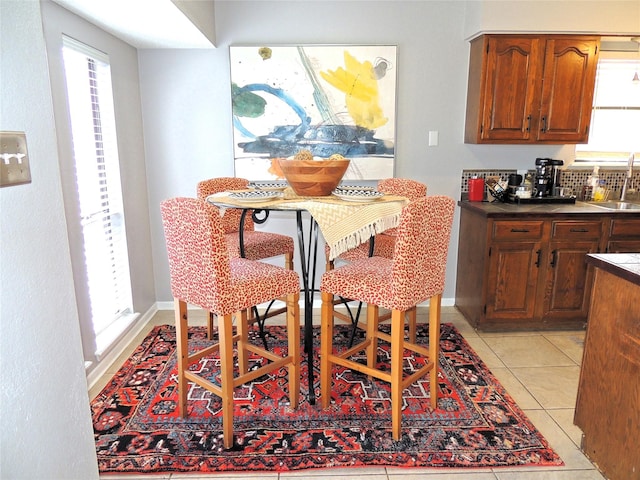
[232,83,392,158]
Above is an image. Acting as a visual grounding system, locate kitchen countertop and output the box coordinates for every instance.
[586,253,640,287]
[458,199,640,217]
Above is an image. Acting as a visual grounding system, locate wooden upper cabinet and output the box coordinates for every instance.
[465,34,600,144]
[538,37,600,142]
[478,36,544,142]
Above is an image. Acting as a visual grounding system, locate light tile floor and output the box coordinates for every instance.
[94,306,605,480]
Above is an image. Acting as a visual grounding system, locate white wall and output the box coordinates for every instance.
[144,0,615,304]
[0,1,99,478]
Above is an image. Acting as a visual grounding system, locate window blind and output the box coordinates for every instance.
[62,36,134,357]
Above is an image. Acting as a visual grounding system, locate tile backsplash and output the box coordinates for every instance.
[460,169,518,193]
[559,169,640,199]
[461,168,640,201]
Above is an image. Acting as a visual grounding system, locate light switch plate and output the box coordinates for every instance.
[1,131,31,187]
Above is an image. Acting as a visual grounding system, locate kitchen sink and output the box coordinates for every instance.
[589,201,640,210]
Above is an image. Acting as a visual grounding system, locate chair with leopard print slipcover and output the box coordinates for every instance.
[197,177,295,342]
[325,178,427,269]
[325,178,428,344]
[160,197,300,449]
[197,177,295,268]
[320,195,455,440]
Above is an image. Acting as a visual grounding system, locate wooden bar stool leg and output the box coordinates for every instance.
[429,294,442,410]
[286,292,300,408]
[237,309,249,375]
[175,298,189,417]
[285,251,294,271]
[390,309,404,440]
[207,311,215,340]
[366,304,379,372]
[407,306,417,344]
[218,313,235,449]
[320,291,334,408]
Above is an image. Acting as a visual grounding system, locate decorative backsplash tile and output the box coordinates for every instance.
[460,169,518,193]
[559,169,640,199]
[461,168,640,201]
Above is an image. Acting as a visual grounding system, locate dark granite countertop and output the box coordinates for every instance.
[458,200,640,218]
[586,253,640,287]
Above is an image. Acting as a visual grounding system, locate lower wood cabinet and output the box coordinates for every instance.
[541,220,601,327]
[485,221,543,325]
[455,205,640,331]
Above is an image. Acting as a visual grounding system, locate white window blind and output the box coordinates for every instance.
[575,55,640,163]
[62,36,134,357]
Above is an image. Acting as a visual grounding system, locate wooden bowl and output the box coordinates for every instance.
[277,158,350,196]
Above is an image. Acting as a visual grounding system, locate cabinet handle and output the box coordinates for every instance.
[510,228,530,233]
[526,115,531,132]
[540,116,547,133]
[550,249,557,267]
[570,228,589,233]
[535,249,542,267]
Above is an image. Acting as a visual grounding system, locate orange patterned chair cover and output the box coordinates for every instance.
[197,177,294,264]
[320,195,455,440]
[322,195,452,310]
[326,178,427,264]
[162,197,299,314]
[160,197,301,449]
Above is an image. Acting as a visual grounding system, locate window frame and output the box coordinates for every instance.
[61,36,137,369]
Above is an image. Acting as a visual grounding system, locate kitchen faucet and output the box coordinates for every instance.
[620,152,635,201]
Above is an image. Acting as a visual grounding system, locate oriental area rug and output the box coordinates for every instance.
[91,323,563,474]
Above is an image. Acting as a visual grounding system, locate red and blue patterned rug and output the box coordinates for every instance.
[91,323,563,474]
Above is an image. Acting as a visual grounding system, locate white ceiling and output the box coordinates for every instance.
[51,0,214,49]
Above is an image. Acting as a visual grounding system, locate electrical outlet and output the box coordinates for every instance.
[1,131,31,187]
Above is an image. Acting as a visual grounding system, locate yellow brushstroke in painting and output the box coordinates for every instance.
[320,51,388,130]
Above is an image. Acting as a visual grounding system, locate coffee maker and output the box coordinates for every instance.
[534,158,564,197]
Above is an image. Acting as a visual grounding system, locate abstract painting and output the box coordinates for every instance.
[229,45,397,181]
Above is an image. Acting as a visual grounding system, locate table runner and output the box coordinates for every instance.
[208,189,408,260]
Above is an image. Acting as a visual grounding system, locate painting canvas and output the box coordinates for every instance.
[230,45,397,181]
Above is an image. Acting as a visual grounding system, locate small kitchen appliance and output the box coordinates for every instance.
[534,157,564,197]
[506,158,575,204]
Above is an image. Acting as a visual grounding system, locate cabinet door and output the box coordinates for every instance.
[537,37,599,143]
[486,241,542,321]
[542,220,602,324]
[542,239,600,324]
[480,36,543,141]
